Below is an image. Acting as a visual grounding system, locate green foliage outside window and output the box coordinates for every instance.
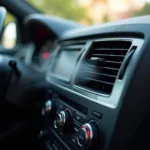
[4,12,15,26]
[133,3,150,17]
[4,1,150,26]
[27,0,91,24]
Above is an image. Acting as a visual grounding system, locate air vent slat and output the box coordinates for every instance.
[105,61,122,64]
[84,65,119,77]
[91,54,125,62]
[87,59,122,68]
[80,71,116,83]
[94,48,128,51]
[103,62,121,68]
[92,54,125,58]
[92,54,125,57]
[75,40,133,95]
[81,71,116,78]
[80,77,114,85]
[93,49,128,55]
[86,65,119,72]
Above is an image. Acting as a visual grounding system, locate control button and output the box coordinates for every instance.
[92,111,102,119]
[44,100,52,113]
[51,142,59,150]
[58,101,66,110]
[70,135,77,145]
[73,122,80,134]
[75,112,86,124]
[42,100,56,122]
[59,104,64,110]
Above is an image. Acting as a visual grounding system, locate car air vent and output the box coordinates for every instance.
[75,40,132,95]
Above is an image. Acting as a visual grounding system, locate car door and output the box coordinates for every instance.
[0,11,34,63]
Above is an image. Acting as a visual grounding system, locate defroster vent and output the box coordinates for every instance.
[75,40,132,95]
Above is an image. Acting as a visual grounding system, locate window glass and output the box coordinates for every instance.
[2,13,17,49]
[26,0,150,25]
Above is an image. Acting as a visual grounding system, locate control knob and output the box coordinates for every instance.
[77,121,100,149]
[54,109,72,132]
[42,100,56,121]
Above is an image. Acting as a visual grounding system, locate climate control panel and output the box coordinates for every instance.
[77,120,100,149]
[42,95,102,150]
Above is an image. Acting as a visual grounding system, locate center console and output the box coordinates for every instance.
[37,15,150,150]
[42,92,102,150]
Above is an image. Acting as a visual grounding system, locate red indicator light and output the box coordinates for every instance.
[65,108,70,111]
[87,130,91,137]
[82,125,91,137]
[42,52,49,59]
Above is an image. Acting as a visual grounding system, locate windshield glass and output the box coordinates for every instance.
[26,0,150,25]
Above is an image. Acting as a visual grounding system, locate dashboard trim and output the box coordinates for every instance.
[47,76,115,108]
[47,37,143,108]
[24,14,150,150]
[47,37,144,108]
[49,41,88,83]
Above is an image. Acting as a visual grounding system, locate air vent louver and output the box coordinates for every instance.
[75,40,132,95]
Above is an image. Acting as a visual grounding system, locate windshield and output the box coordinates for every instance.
[26,0,150,25]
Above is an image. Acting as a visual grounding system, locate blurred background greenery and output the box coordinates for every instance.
[2,0,150,49]
[5,0,150,26]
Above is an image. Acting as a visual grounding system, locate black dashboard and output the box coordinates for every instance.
[31,38,54,72]
[25,15,150,150]
[24,14,82,72]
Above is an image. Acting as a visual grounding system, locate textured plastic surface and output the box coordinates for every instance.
[45,15,150,150]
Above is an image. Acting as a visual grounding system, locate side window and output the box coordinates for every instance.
[1,12,17,49]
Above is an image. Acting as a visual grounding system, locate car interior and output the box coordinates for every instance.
[0,0,150,150]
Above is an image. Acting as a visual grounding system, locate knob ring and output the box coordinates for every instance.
[54,111,66,130]
[85,123,93,140]
[77,123,94,147]
[54,114,62,129]
[89,119,101,138]
[77,127,87,147]
[60,111,66,130]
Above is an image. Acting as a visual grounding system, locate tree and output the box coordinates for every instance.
[102,13,110,23]
[4,12,15,25]
[132,3,150,17]
[27,0,91,24]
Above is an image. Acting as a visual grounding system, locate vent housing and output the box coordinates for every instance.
[75,40,132,95]
[60,40,86,51]
[50,40,86,82]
